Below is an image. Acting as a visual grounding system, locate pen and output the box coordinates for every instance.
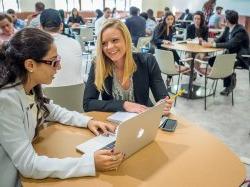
[169,89,186,100]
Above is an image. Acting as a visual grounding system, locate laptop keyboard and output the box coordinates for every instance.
[101,141,116,150]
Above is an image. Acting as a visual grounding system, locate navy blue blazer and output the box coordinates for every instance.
[83,53,168,112]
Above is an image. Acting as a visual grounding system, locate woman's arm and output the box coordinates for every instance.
[0,94,95,179]
[83,63,125,112]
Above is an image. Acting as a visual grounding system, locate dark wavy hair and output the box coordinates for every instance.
[0,28,54,134]
[157,11,175,36]
[193,11,205,27]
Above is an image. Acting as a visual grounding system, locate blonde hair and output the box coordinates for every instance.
[94,19,137,92]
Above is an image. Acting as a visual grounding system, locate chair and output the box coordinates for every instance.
[155,49,190,106]
[241,54,250,86]
[43,83,85,112]
[194,53,237,110]
[133,36,152,53]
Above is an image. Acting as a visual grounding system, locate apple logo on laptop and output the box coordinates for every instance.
[137,128,144,138]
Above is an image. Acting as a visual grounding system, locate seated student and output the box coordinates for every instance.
[0,13,17,46]
[58,9,71,37]
[40,9,83,87]
[6,9,26,30]
[68,8,85,27]
[140,12,156,36]
[178,9,193,28]
[202,10,250,95]
[26,1,45,28]
[186,11,208,42]
[0,28,124,187]
[83,19,172,115]
[208,6,224,29]
[95,7,111,36]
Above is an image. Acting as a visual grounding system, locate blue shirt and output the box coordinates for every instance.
[14,19,25,30]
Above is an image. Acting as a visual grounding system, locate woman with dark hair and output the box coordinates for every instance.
[186,11,208,42]
[0,28,124,187]
[95,9,103,21]
[68,8,85,27]
[58,9,71,36]
[203,0,216,24]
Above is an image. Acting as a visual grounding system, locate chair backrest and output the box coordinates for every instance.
[74,34,86,52]
[80,27,94,42]
[135,36,152,52]
[208,53,236,79]
[155,48,178,75]
[43,83,84,112]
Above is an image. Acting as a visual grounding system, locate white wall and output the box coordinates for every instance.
[142,0,170,15]
[20,0,55,12]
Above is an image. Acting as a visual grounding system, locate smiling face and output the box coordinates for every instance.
[101,27,126,64]
[28,44,61,85]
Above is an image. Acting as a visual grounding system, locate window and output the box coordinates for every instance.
[67,0,80,11]
[116,0,125,11]
[2,0,19,12]
[81,0,92,10]
[93,0,103,11]
[105,0,115,9]
[55,0,68,11]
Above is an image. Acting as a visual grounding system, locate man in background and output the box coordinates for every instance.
[40,9,84,87]
[27,1,45,28]
[208,6,224,28]
[7,9,25,30]
[125,6,146,46]
[95,7,111,36]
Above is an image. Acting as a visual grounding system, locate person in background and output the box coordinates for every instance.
[140,12,156,36]
[186,11,208,42]
[58,9,71,36]
[0,13,17,45]
[0,27,124,187]
[95,7,111,35]
[178,9,193,28]
[112,8,119,19]
[27,1,45,28]
[202,0,216,24]
[208,6,224,29]
[125,6,146,46]
[6,9,25,30]
[202,10,250,95]
[147,9,156,22]
[68,8,85,27]
[95,9,103,21]
[164,7,170,14]
[83,19,172,115]
[40,9,83,87]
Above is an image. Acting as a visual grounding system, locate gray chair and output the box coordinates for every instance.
[155,49,190,106]
[241,54,250,86]
[133,36,152,53]
[43,83,85,112]
[194,53,237,110]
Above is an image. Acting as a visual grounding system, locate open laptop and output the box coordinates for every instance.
[76,101,166,158]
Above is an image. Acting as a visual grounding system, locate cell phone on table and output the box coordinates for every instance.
[160,119,177,132]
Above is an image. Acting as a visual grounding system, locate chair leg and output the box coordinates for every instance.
[249,66,250,86]
[205,76,207,110]
[232,87,234,106]
[213,80,218,97]
[174,74,181,107]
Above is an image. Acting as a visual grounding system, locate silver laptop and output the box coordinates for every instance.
[76,101,166,158]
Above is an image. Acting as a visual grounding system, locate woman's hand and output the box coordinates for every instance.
[87,120,116,136]
[163,40,172,45]
[157,96,173,116]
[123,101,148,113]
[94,150,125,171]
[202,41,213,48]
[163,97,173,116]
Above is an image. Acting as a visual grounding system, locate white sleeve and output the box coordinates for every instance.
[45,100,93,128]
[0,95,96,179]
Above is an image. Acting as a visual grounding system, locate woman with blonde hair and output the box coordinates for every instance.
[83,19,172,115]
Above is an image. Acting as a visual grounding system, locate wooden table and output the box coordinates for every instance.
[162,43,224,99]
[21,112,246,187]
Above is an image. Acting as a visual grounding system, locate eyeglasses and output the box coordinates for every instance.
[38,55,61,68]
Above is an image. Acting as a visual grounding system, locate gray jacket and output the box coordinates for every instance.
[0,85,95,187]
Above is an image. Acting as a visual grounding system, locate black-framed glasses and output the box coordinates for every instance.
[38,55,61,68]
